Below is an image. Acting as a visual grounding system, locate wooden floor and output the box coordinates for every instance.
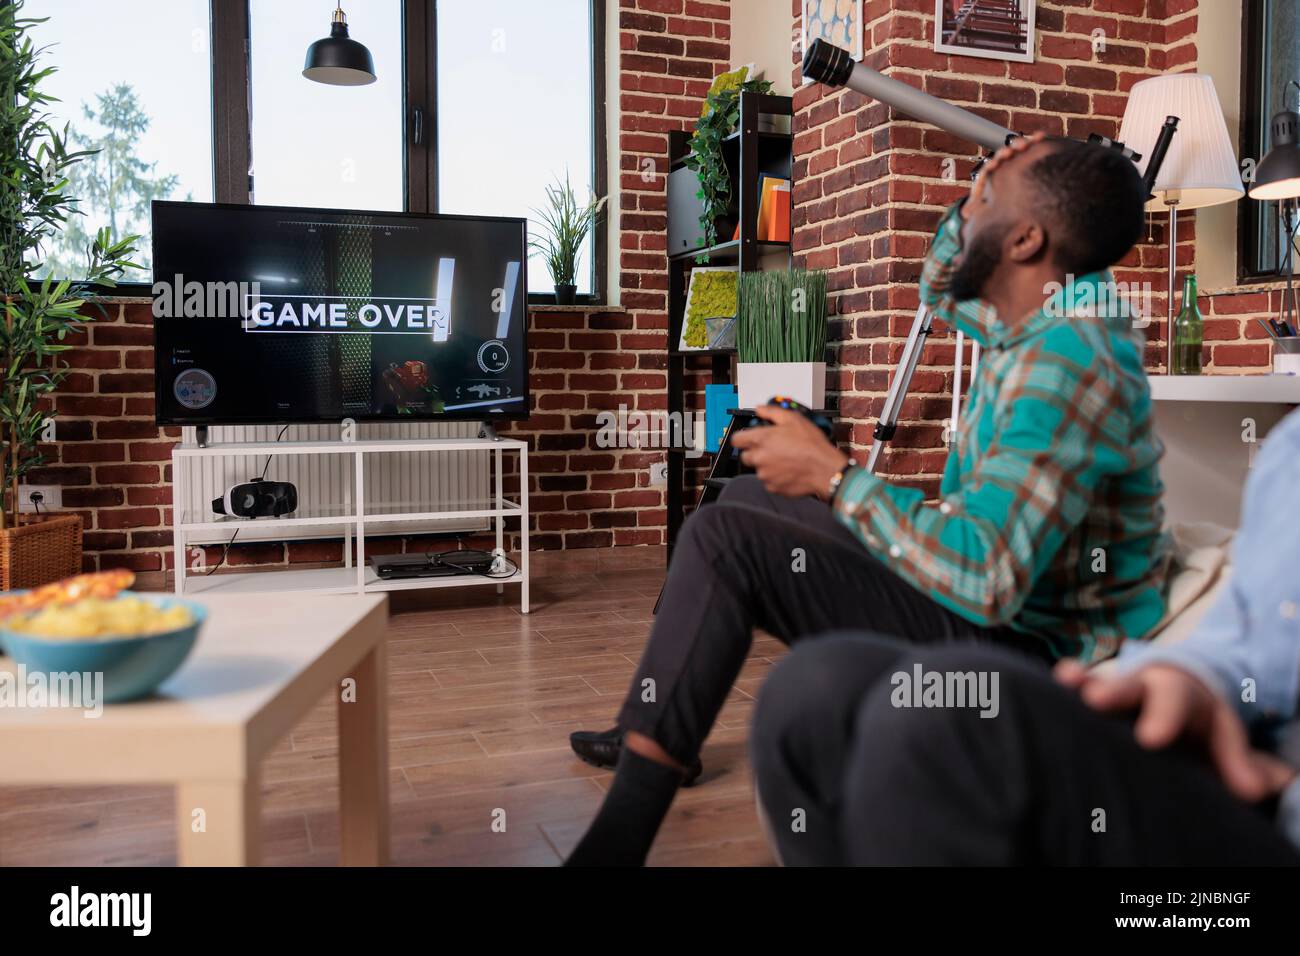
[0,547,781,867]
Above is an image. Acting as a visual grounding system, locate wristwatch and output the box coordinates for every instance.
[827,459,857,503]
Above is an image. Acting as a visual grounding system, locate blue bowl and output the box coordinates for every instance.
[0,593,205,704]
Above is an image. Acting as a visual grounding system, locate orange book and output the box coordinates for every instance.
[768,179,791,242]
[734,177,792,241]
[756,176,778,240]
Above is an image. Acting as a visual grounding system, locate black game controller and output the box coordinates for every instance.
[730,395,834,460]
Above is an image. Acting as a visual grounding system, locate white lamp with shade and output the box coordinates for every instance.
[1118,74,1244,371]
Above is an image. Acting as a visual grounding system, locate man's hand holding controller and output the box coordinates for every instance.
[730,402,850,502]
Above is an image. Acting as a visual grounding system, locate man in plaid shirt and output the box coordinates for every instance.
[567,133,1170,866]
[831,139,1171,664]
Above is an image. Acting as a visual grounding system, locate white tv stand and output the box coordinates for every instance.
[171,436,529,612]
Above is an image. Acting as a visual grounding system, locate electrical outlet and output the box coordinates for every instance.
[18,484,62,513]
[649,463,668,486]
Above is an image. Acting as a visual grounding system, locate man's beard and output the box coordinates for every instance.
[948,226,1004,302]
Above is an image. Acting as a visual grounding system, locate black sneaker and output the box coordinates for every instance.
[569,727,703,787]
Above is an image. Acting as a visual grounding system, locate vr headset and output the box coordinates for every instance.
[212,479,298,519]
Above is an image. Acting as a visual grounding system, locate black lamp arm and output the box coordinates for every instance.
[1140,116,1181,202]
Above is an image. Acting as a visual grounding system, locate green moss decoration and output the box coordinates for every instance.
[684,270,738,348]
[700,65,749,118]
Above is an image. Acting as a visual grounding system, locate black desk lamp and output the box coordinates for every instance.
[1250,83,1300,337]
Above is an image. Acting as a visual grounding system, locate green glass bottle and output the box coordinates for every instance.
[1171,274,1203,375]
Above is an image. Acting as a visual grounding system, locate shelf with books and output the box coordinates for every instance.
[669,238,791,263]
[669,347,738,358]
[664,90,794,561]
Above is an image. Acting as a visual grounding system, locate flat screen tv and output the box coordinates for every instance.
[151,201,528,425]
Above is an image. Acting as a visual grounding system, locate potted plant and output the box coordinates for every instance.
[530,170,606,306]
[683,67,773,258]
[1,1,139,589]
[736,269,829,410]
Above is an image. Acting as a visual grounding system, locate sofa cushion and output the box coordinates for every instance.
[1091,522,1234,672]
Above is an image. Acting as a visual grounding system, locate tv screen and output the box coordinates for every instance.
[151,201,528,425]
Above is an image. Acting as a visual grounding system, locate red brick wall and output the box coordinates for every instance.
[791,0,1278,495]
[28,302,178,577]
[32,0,732,580]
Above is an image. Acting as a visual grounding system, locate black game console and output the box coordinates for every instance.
[370,551,495,580]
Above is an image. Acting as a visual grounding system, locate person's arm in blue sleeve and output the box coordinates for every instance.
[1112,410,1300,726]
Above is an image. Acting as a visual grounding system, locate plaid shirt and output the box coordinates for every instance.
[833,202,1170,662]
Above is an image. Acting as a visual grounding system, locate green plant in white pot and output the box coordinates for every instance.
[736,269,828,409]
[529,170,606,306]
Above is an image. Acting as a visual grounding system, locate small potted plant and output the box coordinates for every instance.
[1,1,139,589]
[736,269,829,409]
[530,170,606,306]
[683,67,773,259]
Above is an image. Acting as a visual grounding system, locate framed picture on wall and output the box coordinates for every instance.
[933,0,1036,64]
[801,0,863,79]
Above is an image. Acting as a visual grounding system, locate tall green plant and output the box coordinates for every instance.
[737,269,828,364]
[528,170,606,288]
[0,1,139,530]
[683,77,773,258]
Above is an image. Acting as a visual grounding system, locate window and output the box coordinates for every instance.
[22,0,605,299]
[436,0,600,297]
[249,0,404,210]
[1240,0,1300,282]
[25,0,215,283]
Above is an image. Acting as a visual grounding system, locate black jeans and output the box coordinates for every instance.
[615,476,1051,766]
[751,634,1300,866]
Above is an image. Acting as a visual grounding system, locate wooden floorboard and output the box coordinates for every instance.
[0,547,779,867]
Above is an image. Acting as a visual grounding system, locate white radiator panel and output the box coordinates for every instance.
[179,422,489,545]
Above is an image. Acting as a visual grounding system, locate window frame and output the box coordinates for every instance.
[1238,0,1295,285]
[38,0,607,302]
[422,0,607,305]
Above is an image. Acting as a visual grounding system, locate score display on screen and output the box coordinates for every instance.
[151,201,529,425]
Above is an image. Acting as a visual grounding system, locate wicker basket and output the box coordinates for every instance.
[0,513,84,591]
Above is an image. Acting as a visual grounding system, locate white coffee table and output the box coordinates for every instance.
[0,592,389,866]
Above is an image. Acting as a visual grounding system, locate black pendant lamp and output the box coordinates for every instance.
[303,3,376,86]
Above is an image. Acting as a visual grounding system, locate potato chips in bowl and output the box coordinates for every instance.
[0,575,205,703]
[7,596,194,640]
